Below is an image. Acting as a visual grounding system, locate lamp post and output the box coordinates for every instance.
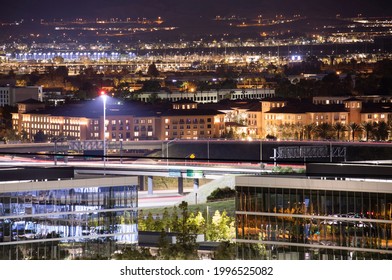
[101,91,107,173]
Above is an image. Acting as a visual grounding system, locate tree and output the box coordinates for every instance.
[361,122,374,142]
[348,122,361,141]
[54,66,69,78]
[333,122,346,140]
[213,241,236,260]
[141,80,161,92]
[304,123,316,140]
[144,212,155,231]
[374,121,389,141]
[0,129,20,143]
[187,211,205,234]
[206,210,235,241]
[315,123,332,140]
[147,63,160,77]
[157,202,199,260]
[33,130,48,143]
[176,201,199,257]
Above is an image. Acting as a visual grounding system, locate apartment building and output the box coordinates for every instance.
[0,86,43,107]
[11,96,392,142]
[12,99,225,142]
[261,97,392,140]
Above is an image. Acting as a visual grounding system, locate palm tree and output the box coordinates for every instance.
[303,123,317,140]
[374,121,389,141]
[361,121,374,142]
[388,120,392,140]
[332,122,346,141]
[348,122,361,141]
[316,123,332,140]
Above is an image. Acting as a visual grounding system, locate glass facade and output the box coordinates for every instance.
[0,185,138,260]
[236,184,392,260]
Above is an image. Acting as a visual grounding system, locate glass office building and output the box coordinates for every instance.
[0,177,138,260]
[236,176,392,260]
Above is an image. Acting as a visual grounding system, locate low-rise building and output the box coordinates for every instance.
[235,165,392,260]
[136,88,275,103]
[0,86,43,107]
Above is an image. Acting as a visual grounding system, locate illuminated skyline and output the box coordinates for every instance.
[0,0,392,21]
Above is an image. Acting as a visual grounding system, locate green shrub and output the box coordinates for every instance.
[207,187,235,202]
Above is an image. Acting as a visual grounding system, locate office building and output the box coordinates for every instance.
[235,166,392,260]
[0,172,138,260]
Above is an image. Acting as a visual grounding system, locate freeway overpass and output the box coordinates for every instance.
[0,155,268,195]
[1,139,392,164]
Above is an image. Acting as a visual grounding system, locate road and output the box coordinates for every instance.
[138,188,193,209]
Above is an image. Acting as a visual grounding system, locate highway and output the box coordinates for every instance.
[0,155,257,209]
[0,154,268,179]
[1,139,391,165]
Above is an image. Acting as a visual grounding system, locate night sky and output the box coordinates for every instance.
[0,0,392,21]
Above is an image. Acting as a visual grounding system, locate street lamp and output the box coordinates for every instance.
[101,90,107,173]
